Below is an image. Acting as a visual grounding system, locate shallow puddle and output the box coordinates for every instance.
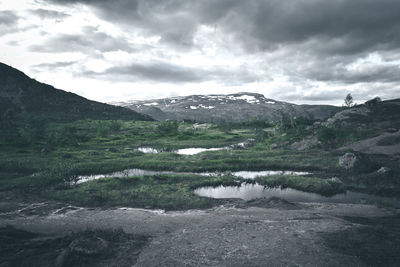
[175,147,226,155]
[77,169,178,183]
[137,147,162,154]
[194,183,400,207]
[137,139,254,155]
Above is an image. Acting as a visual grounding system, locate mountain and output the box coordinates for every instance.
[0,62,153,122]
[112,92,340,123]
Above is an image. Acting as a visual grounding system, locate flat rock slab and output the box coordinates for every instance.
[0,201,397,266]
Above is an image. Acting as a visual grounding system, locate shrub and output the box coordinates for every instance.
[109,120,123,132]
[96,121,110,137]
[157,121,179,135]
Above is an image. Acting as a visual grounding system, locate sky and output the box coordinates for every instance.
[1,0,400,105]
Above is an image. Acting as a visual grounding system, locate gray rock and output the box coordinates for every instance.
[230,139,255,149]
[323,107,370,127]
[339,153,357,170]
[40,148,49,153]
[328,177,343,184]
[269,141,289,150]
[365,97,382,107]
[69,236,108,255]
[269,143,279,150]
[377,167,391,174]
[290,135,320,151]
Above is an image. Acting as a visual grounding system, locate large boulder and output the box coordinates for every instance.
[365,97,382,107]
[290,135,320,151]
[377,166,391,174]
[339,153,357,170]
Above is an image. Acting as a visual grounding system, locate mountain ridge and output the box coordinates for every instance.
[112,92,340,123]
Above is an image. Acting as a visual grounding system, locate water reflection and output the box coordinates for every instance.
[138,147,161,154]
[194,183,400,207]
[176,147,226,155]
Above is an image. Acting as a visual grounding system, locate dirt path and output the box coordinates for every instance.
[0,200,398,266]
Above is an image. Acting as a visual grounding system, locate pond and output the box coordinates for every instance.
[194,183,400,207]
[137,147,162,154]
[76,169,310,184]
[136,139,255,155]
[175,147,226,155]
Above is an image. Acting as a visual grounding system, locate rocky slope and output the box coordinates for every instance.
[0,62,152,122]
[290,98,400,152]
[113,92,339,123]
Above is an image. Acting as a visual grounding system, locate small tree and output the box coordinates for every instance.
[344,93,354,108]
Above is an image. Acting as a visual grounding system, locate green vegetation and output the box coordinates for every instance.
[317,125,373,148]
[255,175,346,196]
[1,115,399,210]
[49,174,241,210]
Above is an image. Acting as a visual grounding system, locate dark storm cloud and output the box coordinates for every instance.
[0,10,19,36]
[83,62,261,84]
[309,64,400,84]
[46,0,400,54]
[29,8,70,20]
[29,26,135,53]
[44,0,400,100]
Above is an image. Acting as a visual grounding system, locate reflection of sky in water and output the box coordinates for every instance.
[138,140,253,155]
[194,183,400,207]
[176,147,226,155]
[138,147,161,154]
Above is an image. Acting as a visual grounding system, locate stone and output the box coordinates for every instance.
[269,143,279,150]
[365,97,382,107]
[328,177,343,184]
[377,167,391,174]
[230,139,255,149]
[290,135,320,151]
[40,148,49,153]
[339,153,357,170]
[68,236,108,255]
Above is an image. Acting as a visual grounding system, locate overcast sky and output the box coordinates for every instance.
[1,0,400,105]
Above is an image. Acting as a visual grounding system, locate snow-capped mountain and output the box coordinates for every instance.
[111,92,340,122]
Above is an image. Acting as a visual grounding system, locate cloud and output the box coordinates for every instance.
[0,10,19,36]
[82,61,261,84]
[31,61,77,72]
[46,0,400,54]
[27,0,400,102]
[29,26,135,54]
[28,8,70,20]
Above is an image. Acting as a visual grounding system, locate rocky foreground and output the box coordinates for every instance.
[1,197,399,266]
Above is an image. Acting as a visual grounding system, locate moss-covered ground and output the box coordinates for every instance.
[0,119,398,210]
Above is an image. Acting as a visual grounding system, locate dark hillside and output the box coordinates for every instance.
[0,62,153,122]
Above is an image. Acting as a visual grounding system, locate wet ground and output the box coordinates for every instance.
[1,197,399,266]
